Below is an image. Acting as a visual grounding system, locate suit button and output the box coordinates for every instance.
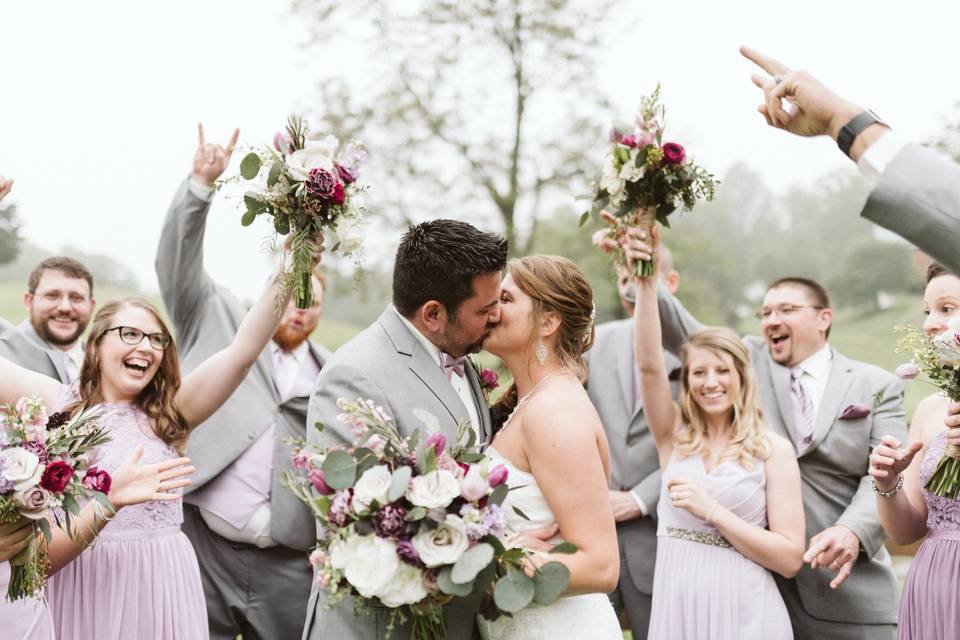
[248,433,256,440]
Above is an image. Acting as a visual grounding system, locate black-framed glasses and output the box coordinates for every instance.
[755,304,824,321]
[106,326,171,350]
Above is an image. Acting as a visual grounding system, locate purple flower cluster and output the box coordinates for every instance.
[328,489,352,527]
[21,440,50,465]
[396,539,424,567]
[0,457,13,493]
[374,503,407,538]
[459,503,507,541]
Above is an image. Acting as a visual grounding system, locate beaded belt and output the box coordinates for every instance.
[666,527,732,549]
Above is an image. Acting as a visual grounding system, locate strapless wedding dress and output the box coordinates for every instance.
[476,447,623,640]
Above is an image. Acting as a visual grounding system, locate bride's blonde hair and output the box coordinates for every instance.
[675,328,771,468]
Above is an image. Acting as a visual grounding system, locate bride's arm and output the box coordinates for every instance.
[521,393,619,595]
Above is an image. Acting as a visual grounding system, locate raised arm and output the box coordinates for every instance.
[155,124,239,346]
[0,356,62,408]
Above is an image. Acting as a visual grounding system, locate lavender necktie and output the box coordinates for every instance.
[440,353,466,381]
[789,367,814,449]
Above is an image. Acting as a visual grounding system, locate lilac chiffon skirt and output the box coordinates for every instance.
[899,529,960,640]
[47,526,207,640]
[0,562,56,640]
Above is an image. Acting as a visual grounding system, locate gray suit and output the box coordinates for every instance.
[659,291,904,640]
[0,319,69,382]
[157,180,331,640]
[0,317,12,335]
[861,143,960,276]
[584,318,680,640]
[303,306,492,640]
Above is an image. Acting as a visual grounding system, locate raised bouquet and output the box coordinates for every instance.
[0,397,110,601]
[585,85,718,277]
[236,115,368,308]
[896,318,960,497]
[282,399,574,640]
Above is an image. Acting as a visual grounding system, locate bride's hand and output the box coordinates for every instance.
[667,477,717,522]
[106,446,195,511]
[517,522,559,552]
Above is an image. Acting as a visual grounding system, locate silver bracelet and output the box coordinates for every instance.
[872,474,903,498]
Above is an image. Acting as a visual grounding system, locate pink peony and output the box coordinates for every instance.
[309,469,335,495]
[895,363,920,380]
[273,132,294,155]
[662,142,686,165]
[82,466,112,494]
[487,464,509,488]
[40,460,74,493]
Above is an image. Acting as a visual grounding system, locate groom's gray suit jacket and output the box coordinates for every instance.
[0,319,70,382]
[658,290,905,627]
[302,306,492,640]
[861,143,960,276]
[156,180,330,552]
[584,318,679,596]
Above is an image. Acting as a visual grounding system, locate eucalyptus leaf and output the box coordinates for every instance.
[37,517,52,543]
[404,507,427,521]
[243,194,266,213]
[63,493,80,517]
[388,465,412,502]
[493,569,535,613]
[488,483,508,507]
[241,210,256,227]
[267,162,282,188]
[579,211,590,227]
[353,447,377,477]
[451,543,494,584]
[460,452,485,463]
[240,153,262,180]
[413,409,441,433]
[438,566,474,596]
[533,561,570,605]
[549,541,578,554]
[512,506,531,521]
[321,451,357,490]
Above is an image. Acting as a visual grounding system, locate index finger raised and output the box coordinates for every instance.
[197,122,205,147]
[739,46,792,77]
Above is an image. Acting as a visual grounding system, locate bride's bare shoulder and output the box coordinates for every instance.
[521,377,600,438]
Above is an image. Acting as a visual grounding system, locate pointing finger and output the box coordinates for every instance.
[198,122,205,148]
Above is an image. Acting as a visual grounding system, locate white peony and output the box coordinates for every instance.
[411,515,470,567]
[406,470,461,509]
[352,465,393,514]
[378,561,428,607]
[618,148,644,182]
[0,447,41,491]
[286,135,339,181]
[341,534,399,598]
[335,215,365,255]
[599,155,625,200]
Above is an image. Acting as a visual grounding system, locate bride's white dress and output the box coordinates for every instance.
[477,446,623,640]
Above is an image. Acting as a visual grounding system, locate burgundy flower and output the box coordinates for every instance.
[21,440,50,465]
[335,163,356,185]
[308,469,334,495]
[45,411,71,430]
[331,182,345,205]
[662,142,686,165]
[306,168,341,203]
[396,539,425,567]
[40,460,74,493]
[82,466,112,494]
[374,503,407,538]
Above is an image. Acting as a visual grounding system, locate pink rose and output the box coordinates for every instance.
[273,132,294,155]
[459,466,488,502]
[425,432,446,457]
[619,134,638,148]
[82,466,112,494]
[40,460,74,493]
[895,363,920,380]
[309,469,335,495]
[16,485,50,519]
[662,142,686,165]
[487,464,509,488]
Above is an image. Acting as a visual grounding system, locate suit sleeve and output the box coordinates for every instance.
[155,178,217,351]
[630,469,661,519]
[861,144,960,276]
[835,377,907,559]
[657,282,704,355]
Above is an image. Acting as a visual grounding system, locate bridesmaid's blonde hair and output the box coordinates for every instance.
[675,327,771,468]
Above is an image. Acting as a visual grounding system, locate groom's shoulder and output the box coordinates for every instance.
[321,317,396,375]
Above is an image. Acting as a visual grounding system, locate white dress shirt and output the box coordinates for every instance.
[394,308,481,437]
[856,130,908,184]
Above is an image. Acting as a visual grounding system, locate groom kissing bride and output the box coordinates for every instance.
[302,219,623,639]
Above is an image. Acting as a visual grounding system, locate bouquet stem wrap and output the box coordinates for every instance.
[924,391,960,498]
[629,206,657,278]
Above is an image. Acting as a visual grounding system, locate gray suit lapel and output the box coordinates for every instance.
[614,327,637,420]
[806,350,855,456]
[769,357,797,443]
[465,361,491,444]
[19,320,69,383]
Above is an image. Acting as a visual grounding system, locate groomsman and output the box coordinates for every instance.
[0,256,95,383]
[584,246,680,640]
[657,275,905,640]
[156,125,331,640]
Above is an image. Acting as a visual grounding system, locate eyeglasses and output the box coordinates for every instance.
[106,326,171,350]
[755,304,824,321]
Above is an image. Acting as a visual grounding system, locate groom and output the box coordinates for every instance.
[303,219,509,639]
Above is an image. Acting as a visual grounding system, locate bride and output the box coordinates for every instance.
[478,255,622,639]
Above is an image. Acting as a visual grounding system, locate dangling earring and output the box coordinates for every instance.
[536,340,548,366]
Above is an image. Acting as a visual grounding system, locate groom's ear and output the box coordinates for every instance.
[417,300,448,333]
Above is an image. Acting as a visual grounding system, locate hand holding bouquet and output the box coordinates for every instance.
[0,397,110,600]
[585,86,718,277]
[283,399,574,639]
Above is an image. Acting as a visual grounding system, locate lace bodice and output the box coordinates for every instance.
[55,386,183,533]
[921,431,960,531]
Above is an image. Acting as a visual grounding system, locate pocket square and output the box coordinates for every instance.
[839,403,871,420]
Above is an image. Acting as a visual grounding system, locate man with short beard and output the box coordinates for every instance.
[0,256,96,384]
[155,124,332,640]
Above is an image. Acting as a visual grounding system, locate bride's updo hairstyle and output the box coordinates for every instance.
[492,255,595,428]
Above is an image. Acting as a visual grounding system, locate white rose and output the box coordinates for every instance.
[411,515,470,567]
[378,561,428,607]
[287,136,339,181]
[406,470,460,509]
[0,447,41,490]
[341,534,399,598]
[335,216,365,255]
[352,465,392,514]
[329,536,357,571]
[599,155,625,199]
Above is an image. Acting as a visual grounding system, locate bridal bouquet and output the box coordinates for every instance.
[896,319,960,497]
[282,399,574,640]
[0,397,110,600]
[585,85,718,277]
[236,115,368,308]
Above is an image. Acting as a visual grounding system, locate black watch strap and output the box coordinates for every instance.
[837,110,885,157]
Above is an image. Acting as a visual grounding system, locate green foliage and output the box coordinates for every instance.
[0,204,22,266]
[320,451,357,490]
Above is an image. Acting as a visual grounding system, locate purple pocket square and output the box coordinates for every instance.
[839,404,871,420]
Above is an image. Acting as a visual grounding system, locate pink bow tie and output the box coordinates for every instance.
[440,353,466,380]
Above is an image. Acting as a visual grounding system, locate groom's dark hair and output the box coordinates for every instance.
[393,219,507,317]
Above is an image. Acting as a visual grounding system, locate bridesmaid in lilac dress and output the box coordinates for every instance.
[869,262,960,640]
[632,229,805,639]
[0,251,304,638]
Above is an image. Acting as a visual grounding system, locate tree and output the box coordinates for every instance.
[0,202,22,266]
[292,0,621,255]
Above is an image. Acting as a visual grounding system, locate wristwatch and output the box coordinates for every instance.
[837,109,886,157]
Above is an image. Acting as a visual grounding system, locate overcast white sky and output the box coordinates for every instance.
[1,1,957,298]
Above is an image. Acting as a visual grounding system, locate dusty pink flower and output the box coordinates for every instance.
[309,469,335,495]
[273,132,294,155]
[479,368,499,392]
[425,432,446,457]
[459,466,487,502]
[82,467,112,494]
[487,464,509,488]
[895,363,920,380]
